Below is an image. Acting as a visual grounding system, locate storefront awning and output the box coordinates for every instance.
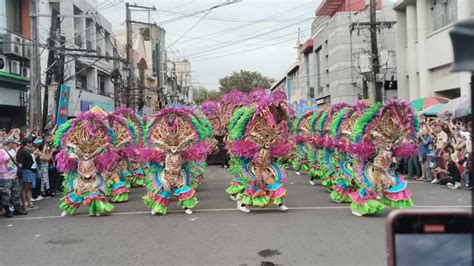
[0,72,29,91]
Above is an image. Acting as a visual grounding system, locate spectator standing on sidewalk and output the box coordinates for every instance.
[417,128,432,181]
[35,138,52,198]
[0,137,28,217]
[16,138,40,210]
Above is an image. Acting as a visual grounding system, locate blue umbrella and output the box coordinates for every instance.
[421,103,446,116]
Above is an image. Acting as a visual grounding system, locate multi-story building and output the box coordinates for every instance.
[174,59,192,103]
[117,24,167,111]
[394,0,473,100]
[0,0,30,128]
[271,62,301,103]
[272,0,398,106]
[39,0,116,115]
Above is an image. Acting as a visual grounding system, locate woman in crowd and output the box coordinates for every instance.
[16,138,39,210]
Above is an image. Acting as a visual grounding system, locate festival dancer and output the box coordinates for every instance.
[141,106,215,215]
[310,108,335,191]
[105,108,143,202]
[54,108,116,216]
[115,108,147,188]
[328,102,369,203]
[221,90,251,201]
[201,100,226,167]
[349,99,418,216]
[290,99,318,182]
[227,90,293,213]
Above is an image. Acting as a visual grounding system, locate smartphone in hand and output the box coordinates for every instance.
[386,209,473,266]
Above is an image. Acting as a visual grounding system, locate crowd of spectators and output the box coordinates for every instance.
[399,115,472,190]
[0,127,60,218]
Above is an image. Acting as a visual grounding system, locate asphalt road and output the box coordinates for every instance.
[0,166,471,265]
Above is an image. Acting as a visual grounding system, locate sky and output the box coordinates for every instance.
[98,0,318,90]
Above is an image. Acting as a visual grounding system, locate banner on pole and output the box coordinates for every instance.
[56,84,71,126]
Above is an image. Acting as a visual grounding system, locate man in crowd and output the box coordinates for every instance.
[0,137,28,217]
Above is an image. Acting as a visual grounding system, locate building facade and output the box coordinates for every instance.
[0,0,30,129]
[38,0,116,116]
[272,0,399,106]
[310,0,397,105]
[174,59,192,104]
[394,0,473,100]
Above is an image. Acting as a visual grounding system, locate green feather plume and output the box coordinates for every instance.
[352,102,384,143]
[228,107,255,141]
[53,120,72,148]
[228,107,246,131]
[329,108,350,137]
[317,110,328,134]
[309,112,320,134]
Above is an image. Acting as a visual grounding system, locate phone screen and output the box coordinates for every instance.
[395,233,472,265]
[391,212,473,266]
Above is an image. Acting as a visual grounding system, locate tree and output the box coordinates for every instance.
[219,70,275,94]
[193,87,222,105]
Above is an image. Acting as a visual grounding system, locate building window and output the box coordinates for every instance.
[315,48,321,95]
[98,75,105,95]
[431,0,457,31]
[76,74,87,90]
[141,28,151,41]
[1,0,22,34]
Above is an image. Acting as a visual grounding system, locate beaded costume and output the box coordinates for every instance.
[348,99,418,216]
[227,90,293,212]
[54,110,116,216]
[141,106,215,215]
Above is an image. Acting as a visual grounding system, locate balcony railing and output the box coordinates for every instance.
[86,40,92,50]
[74,34,83,48]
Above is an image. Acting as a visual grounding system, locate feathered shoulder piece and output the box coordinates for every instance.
[352,99,418,145]
[200,100,220,119]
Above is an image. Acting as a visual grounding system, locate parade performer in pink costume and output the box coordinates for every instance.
[221,90,251,201]
[349,99,419,216]
[227,90,293,212]
[54,109,117,216]
[142,106,215,215]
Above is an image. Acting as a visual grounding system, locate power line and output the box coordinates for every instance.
[166,9,212,50]
[183,16,314,59]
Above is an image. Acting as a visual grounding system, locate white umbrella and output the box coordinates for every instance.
[438,95,471,118]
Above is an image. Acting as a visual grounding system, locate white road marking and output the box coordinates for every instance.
[0,205,471,221]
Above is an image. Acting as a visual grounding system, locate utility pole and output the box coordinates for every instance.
[369,0,381,102]
[29,0,42,131]
[53,35,66,118]
[126,2,134,109]
[42,8,59,127]
[125,2,156,111]
[350,0,396,103]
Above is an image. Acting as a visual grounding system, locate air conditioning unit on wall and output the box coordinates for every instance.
[21,66,30,79]
[3,33,23,57]
[10,60,21,75]
[23,39,31,59]
[0,56,10,72]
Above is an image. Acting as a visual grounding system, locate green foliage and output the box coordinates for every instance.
[193,87,222,105]
[219,70,274,93]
